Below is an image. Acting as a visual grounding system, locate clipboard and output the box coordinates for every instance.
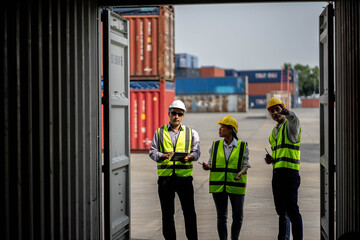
[170,152,189,161]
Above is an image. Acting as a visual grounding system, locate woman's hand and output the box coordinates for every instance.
[234,166,248,181]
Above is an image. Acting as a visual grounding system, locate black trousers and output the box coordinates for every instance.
[272,169,303,240]
[158,176,198,240]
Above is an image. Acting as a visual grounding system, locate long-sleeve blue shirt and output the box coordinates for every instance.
[149,123,201,162]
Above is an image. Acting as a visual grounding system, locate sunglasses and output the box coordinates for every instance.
[171,111,184,117]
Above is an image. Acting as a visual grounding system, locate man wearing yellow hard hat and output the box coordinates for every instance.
[265,97,303,240]
[202,116,250,240]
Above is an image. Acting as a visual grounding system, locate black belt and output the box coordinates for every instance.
[273,168,299,174]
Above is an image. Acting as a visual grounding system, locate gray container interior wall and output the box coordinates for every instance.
[335,0,360,237]
[1,0,100,239]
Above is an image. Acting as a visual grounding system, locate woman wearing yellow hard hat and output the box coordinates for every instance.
[201,116,250,240]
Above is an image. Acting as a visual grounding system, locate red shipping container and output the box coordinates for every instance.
[249,82,295,96]
[301,98,319,108]
[200,67,225,77]
[130,83,175,153]
[122,6,175,81]
[100,6,174,81]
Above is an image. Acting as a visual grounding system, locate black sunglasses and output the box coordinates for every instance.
[171,111,184,117]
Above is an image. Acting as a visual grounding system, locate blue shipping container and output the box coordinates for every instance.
[249,95,267,109]
[175,53,198,68]
[113,7,159,15]
[237,69,296,83]
[176,77,246,95]
[175,68,200,78]
[225,69,239,77]
[130,81,175,90]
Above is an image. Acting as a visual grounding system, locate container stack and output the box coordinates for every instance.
[102,6,176,152]
[175,53,200,78]
[175,77,248,112]
[200,66,225,77]
[233,69,299,109]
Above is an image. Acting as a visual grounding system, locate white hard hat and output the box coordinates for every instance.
[168,100,186,112]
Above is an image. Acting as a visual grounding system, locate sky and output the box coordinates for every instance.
[174,2,327,70]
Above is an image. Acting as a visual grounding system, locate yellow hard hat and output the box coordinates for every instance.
[267,97,286,110]
[217,116,238,133]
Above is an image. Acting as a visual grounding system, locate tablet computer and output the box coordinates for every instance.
[170,152,189,161]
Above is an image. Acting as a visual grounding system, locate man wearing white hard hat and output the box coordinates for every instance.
[265,97,303,240]
[149,99,201,240]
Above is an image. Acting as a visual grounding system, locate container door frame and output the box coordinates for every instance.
[102,9,131,240]
[319,3,335,240]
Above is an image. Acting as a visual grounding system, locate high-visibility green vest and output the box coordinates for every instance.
[157,124,193,177]
[269,120,301,171]
[209,140,247,195]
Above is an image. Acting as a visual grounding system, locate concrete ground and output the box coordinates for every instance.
[130,108,320,240]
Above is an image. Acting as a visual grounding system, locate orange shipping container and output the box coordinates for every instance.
[249,82,295,96]
[120,6,175,81]
[200,66,225,77]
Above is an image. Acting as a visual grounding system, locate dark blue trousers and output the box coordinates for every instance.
[158,176,198,240]
[272,169,303,240]
[212,192,245,240]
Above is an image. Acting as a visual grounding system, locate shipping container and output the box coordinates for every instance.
[201,66,225,77]
[113,7,160,15]
[175,53,198,68]
[111,6,174,81]
[249,82,296,96]
[102,81,175,152]
[176,77,247,95]
[175,67,200,78]
[130,81,175,152]
[249,95,268,109]
[225,69,239,77]
[301,98,319,108]
[176,94,248,113]
[237,69,296,83]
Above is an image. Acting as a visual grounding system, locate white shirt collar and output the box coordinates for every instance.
[223,138,238,148]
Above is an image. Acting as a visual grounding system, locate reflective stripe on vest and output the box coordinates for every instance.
[209,140,247,195]
[269,120,301,171]
[157,125,192,177]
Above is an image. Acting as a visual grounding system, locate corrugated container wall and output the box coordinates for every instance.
[175,53,198,68]
[130,81,175,152]
[114,6,175,81]
[176,77,247,95]
[201,66,225,77]
[335,1,360,237]
[1,0,101,239]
